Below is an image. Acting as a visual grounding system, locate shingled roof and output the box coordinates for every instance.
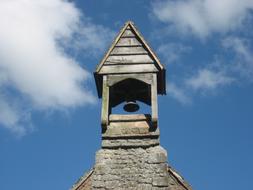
[71,165,192,190]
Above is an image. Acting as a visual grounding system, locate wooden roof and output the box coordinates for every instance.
[94,21,166,98]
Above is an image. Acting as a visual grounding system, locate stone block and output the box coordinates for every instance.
[137,184,152,190]
[152,176,169,187]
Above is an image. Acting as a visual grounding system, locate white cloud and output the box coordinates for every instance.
[167,68,234,104]
[152,0,253,38]
[152,1,253,104]
[186,69,234,91]
[168,67,233,104]
[71,21,114,56]
[0,0,112,135]
[0,95,32,137]
[167,83,191,105]
[222,37,253,80]
[158,43,191,64]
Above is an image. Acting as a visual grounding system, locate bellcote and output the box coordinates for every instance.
[94,21,166,128]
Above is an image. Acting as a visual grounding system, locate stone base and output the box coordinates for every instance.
[102,114,160,148]
[91,146,169,190]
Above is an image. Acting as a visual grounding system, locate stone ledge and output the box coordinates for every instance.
[102,132,159,138]
[103,114,159,138]
[102,138,159,148]
[109,114,151,122]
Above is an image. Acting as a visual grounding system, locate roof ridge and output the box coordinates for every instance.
[168,165,193,190]
[70,168,94,190]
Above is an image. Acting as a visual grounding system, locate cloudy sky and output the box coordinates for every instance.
[0,0,253,189]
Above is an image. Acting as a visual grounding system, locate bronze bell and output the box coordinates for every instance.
[123,100,139,112]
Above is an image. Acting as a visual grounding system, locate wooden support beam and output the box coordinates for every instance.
[110,47,148,55]
[116,37,142,46]
[100,64,158,74]
[101,76,109,129]
[106,55,154,64]
[151,74,158,127]
[107,73,153,86]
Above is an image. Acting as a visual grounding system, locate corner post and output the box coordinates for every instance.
[151,74,158,127]
[101,75,109,129]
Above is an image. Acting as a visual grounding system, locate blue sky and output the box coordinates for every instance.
[0,0,253,189]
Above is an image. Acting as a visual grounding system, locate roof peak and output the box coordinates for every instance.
[94,21,166,97]
[124,20,135,25]
[95,21,164,73]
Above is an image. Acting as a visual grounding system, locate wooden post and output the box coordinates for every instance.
[151,74,158,127]
[101,76,109,129]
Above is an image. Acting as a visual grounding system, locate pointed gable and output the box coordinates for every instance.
[94,21,166,98]
[96,21,164,72]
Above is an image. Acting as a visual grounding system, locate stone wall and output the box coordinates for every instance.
[92,146,169,190]
[91,114,170,190]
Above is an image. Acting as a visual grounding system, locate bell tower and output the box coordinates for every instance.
[94,21,166,129]
[71,21,192,190]
[94,21,166,150]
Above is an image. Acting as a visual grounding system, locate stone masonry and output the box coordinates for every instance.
[92,146,169,189]
[91,114,170,190]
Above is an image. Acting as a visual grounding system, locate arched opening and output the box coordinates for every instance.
[110,78,151,114]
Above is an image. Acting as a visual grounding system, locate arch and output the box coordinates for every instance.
[109,78,151,108]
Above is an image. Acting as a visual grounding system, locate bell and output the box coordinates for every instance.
[123,100,139,112]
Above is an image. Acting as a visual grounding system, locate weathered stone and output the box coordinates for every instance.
[137,184,152,190]
[101,138,159,148]
[102,114,160,138]
[91,145,170,189]
[152,176,169,187]
[147,146,167,164]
